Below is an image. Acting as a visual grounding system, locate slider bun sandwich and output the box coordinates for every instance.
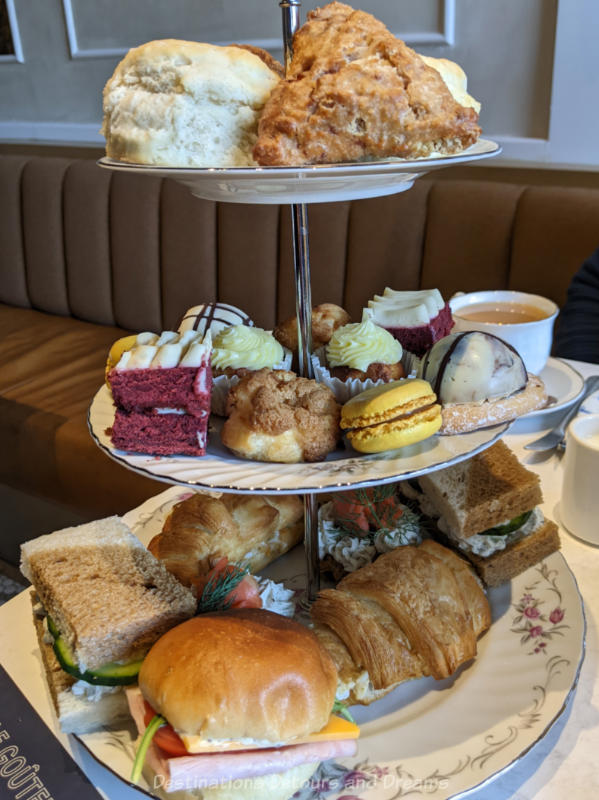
[127,609,359,798]
[402,440,560,586]
[20,517,196,734]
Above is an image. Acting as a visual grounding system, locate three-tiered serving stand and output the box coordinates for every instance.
[93,0,503,604]
[83,5,590,800]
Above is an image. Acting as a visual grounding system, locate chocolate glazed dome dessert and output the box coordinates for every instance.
[418,331,528,403]
[417,332,547,434]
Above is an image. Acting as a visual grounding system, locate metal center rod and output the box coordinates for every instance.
[291,203,314,379]
[279,0,320,604]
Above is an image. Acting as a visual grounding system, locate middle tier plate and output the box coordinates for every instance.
[88,384,510,493]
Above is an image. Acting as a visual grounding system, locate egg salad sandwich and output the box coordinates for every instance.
[20,517,196,734]
[401,440,560,586]
[127,609,359,798]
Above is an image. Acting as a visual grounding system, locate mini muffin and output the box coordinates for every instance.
[210,325,292,414]
[221,368,341,463]
[312,311,405,403]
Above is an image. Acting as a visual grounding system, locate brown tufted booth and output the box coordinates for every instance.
[2,154,599,563]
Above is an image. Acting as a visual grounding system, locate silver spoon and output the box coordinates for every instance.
[524,374,599,452]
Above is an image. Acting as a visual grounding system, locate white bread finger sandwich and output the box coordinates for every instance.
[401,440,560,586]
[127,609,359,798]
[21,517,196,734]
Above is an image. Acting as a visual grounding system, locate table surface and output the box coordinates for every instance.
[1,359,598,800]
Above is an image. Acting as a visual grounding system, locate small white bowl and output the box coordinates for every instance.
[450,290,558,375]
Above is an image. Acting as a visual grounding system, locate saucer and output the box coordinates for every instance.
[525,358,585,418]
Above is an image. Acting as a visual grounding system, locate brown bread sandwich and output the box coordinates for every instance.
[401,440,560,586]
[21,517,196,734]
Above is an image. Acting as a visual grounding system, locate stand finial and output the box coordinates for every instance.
[279,0,301,76]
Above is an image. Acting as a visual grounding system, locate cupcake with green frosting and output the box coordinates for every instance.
[211,325,292,414]
[312,310,407,402]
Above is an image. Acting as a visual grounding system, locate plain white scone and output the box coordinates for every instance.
[101,39,281,167]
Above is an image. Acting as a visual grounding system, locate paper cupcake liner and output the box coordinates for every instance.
[311,347,416,404]
[210,348,293,416]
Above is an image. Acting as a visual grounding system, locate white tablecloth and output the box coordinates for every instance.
[465,359,599,799]
[1,359,597,800]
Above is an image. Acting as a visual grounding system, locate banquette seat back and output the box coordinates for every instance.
[1,154,599,564]
[3,156,599,330]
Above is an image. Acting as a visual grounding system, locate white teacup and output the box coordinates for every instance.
[450,290,558,375]
[560,414,599,545]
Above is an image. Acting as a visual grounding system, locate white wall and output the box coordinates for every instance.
[0,0,596,169]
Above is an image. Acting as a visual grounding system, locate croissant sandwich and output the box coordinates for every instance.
[148,491,304,586]
[311,540,491,705]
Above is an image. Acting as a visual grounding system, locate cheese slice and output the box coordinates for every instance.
[180,714,359,754]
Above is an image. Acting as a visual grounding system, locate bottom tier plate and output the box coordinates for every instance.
[4,486,584,800]
[88,385,512,493]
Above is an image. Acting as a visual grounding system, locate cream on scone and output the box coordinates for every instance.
[102,39,281,167]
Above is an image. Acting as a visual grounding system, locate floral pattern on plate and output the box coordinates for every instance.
[72,488,586,800]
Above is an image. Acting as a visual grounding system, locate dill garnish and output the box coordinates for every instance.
[331,485,402,537]
[197,562,249,613]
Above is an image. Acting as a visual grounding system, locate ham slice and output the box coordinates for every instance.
[126,687,357,792]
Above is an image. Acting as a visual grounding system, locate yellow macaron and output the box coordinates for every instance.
[340,378,442,453]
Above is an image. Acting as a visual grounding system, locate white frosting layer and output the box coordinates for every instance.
[367,288,445,328]
[115,331,211,370]
[418,331,527,403]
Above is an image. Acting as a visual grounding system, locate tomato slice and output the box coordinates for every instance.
[143,701,188,757]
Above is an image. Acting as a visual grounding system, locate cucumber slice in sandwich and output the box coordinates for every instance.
[481,510,533,537]
[48,616,143,685]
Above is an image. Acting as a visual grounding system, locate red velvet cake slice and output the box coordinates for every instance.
[366,288,453,357]
[107,331,212,457]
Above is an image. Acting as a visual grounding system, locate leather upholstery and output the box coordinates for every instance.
[1,154,599,562]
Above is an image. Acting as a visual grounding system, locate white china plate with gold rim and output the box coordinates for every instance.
[97,139,500,205]
[1,485,584,800]
[87,383,511,494]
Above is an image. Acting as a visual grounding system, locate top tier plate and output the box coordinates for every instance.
[98,138,500,204]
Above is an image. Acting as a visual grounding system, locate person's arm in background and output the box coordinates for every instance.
[553,247,599,364]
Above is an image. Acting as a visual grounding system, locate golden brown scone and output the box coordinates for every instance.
[329,361,405,382]
[221,368,341,462]
[274,303,351,353]
[232,44,285,78]
[148,492,303,586]
[254,2,481,166]
[311,542,490,704]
